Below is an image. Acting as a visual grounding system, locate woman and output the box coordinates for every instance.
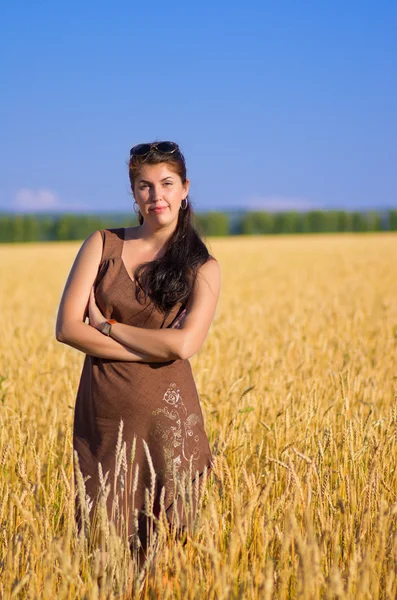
[55,141,221,566]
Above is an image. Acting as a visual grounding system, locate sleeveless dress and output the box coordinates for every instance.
[73,227,213,549]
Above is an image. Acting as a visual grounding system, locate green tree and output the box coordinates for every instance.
[307,211,328,233]
[0,217,14,242]
[351,212,368,232]
[23,215,40,241]
[335,211,352,232]
[366,211,382,231]
[195,212,229,236]
[388,210,397,231]
[11,216,25,242]
[240,212,273,234]
[280,211,301,233]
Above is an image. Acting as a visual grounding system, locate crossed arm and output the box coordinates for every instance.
[55,230,221,362]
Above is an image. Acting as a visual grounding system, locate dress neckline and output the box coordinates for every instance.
[120,227,169,286]
[120,227,137,285]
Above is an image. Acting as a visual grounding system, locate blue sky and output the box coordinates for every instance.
[1,1,396,213]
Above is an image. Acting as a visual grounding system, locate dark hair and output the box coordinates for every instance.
[128,143,212,315]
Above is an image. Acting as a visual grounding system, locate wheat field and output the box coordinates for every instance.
[1,233,396,599]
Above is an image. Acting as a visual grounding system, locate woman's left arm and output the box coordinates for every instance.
[90,258,221,360]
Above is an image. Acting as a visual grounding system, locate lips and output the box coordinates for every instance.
[150,206,167,212]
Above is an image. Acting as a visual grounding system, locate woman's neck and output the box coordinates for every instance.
[135,219,177,248]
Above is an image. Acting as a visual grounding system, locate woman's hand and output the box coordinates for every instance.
[88,286,106,330]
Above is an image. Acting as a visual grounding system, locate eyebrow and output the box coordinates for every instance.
[138,176,175,183]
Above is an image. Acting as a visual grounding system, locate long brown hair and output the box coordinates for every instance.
[128,143,211,315]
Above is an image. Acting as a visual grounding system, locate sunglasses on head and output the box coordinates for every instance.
[130,141,180,158]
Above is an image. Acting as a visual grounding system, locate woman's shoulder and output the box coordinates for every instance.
[97,226,124,236]
[89,228,124,263]
[197,255,221,280]
[94,227,125,246]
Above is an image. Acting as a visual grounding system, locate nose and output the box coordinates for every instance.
[151,184,164,202]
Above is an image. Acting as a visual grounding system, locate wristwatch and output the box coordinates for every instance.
[100,319,117,336]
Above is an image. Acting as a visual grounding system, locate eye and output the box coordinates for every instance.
[164,182,173,186]
[139,184,148,189]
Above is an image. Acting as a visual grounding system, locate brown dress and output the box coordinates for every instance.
[73,227,213,550]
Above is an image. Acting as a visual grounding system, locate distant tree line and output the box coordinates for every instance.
[0,210,396,243]
[0,214,138,243]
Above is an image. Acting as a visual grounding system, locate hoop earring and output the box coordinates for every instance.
[133,201,140,214]
[180,198,188,210]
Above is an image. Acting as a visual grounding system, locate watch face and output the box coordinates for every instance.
[101,321,111,336]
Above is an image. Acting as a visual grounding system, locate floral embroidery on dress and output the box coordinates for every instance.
[150,382,201,498]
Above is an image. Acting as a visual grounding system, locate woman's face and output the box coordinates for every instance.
[133,163,189,225]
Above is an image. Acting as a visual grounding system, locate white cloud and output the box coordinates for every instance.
[245,195,321,212]
[13,188,61,210]
[12,188,90,212]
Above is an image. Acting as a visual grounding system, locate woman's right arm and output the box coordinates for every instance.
[55,230,166,362]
